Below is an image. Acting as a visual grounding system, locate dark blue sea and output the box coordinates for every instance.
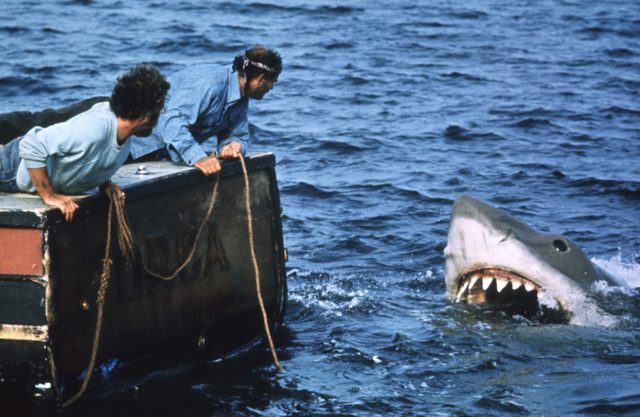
[2,1,640,416]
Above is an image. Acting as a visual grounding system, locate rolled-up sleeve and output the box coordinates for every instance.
[19,127,61,168]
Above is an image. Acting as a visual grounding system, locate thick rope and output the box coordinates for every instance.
[113,194,136,263]
[239,155,282,370]
[118,174,220,280]
[62,199,114,407]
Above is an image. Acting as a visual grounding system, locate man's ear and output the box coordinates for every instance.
[138,114,152,125]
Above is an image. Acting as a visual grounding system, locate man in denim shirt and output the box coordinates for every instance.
[129,46,282,175]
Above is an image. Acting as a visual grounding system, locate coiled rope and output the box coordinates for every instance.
[62,157,282,406]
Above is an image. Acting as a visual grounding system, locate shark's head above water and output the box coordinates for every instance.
[443,195,626,324]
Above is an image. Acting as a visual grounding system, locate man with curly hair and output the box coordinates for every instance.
[0,64,170,222]
[128,46,282,175]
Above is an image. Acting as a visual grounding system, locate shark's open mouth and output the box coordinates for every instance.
[455,268,564,320]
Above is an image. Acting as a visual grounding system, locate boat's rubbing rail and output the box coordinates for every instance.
[0,324,48,342]
[0,154,276,229]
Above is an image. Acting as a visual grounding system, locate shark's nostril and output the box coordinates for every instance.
[553,239,569,252]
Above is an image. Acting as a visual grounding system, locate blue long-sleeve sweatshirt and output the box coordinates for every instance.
[16,102,130,194]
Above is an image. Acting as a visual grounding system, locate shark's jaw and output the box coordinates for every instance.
[455,267,540,304]
[453,267,569,322]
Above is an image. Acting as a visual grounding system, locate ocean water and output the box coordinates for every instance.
[1,0,640,416]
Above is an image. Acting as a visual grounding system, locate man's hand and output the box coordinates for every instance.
[194,155,222,176]
[219,142,243,159]
[41,193,79,222]
[27,166,79,222]
[100,182,125,204]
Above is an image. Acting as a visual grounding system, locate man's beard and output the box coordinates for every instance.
[135,126,154,137]
[135,114,159,137]
[247,85,267,100]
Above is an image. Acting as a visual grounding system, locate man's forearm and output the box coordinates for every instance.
[26,167,79,222]
[27,166,57,199]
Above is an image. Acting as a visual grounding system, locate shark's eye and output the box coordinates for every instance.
[553,239,569,252]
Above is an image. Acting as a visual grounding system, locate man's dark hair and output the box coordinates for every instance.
[232,46,282,82]
[110,64,170,120]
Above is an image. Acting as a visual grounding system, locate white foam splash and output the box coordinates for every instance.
[289,274,371,316]
[592,250,640,289]
[568,300,617,327]
[537,289,560,310]
[561,251,639,327]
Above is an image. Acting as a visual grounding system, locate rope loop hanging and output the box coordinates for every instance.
[118,173,220,280]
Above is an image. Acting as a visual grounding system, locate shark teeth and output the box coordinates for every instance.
[495,278,509,293]
[469,276,479,289]
[455,268,541,305]
[482,277,493,291]
[456,280,469,302]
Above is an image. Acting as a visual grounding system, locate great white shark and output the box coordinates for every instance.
[443,195,627,324]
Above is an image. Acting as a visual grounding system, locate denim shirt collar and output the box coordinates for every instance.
[226,68,242,105]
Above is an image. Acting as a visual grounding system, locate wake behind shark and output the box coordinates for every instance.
[444,195,627,325]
